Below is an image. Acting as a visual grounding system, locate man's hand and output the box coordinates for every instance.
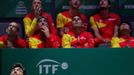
[102,38,110,43]
[40,26,50,38]
[77,36,80,43]
[7,40,14,48]
[34,6,41,18]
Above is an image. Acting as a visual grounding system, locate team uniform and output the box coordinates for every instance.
[62,31,94,48]
[57,11,88,32]
[23,12,56,37]
[28,34,61,48]
[0,35,26,48]
[90,13,120,42]
[111,37,134,48]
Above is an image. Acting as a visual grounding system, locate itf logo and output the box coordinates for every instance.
[36,59,68,75]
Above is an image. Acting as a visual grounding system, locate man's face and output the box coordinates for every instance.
[38,18,49,33]
[100,7,109,17]
[32,0,42,11]
[72,16,82,26]
[120,23,131,35]
[7,22,19,35]
[120,23,130,30]
[70,0,81,8]
[72,16,82,34]
[38,18,49,28]
[10,67,24,75]
[99,0,109,8]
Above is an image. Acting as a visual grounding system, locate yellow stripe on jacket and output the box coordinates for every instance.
[56,13,72,28]
[28,37,42,48]
[62,34,76,48]
[23,17,38,37]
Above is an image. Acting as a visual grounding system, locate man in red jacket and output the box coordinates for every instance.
[28,16,61,48]
[90,0,120,47]
[62,15,94,48]
[56,0,87,37]
[0,22,26,48]
[23,0,56,37]
[111,22,134,48]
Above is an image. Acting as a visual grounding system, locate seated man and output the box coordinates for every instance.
[90,0,120,47]
[10,63,25,75]
[0,22,26,48]
[56,0,87,37]
[62,15,94,48]
[23,0,56,37]
[28,16,61,48]
[111,22,134,48]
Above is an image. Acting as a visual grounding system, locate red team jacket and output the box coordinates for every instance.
[57,11,88,32]
[90,13,120,39]
[111,37,134,48]
[0,35,26,48]
[23,12,57,37]
[62,31,94,48]
[28,34,61,48]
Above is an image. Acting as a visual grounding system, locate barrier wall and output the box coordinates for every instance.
[1,48,134,75]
